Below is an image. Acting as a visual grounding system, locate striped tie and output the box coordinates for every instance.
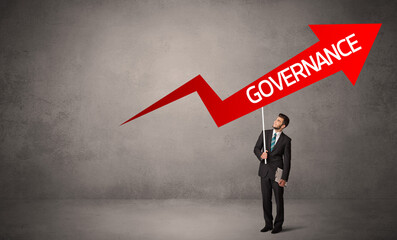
[270,133,277,151]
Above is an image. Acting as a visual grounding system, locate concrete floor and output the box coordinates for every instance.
[0,199,395,240]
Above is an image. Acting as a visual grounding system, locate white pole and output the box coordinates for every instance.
[261,107,267,164]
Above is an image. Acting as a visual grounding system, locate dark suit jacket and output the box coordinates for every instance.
[254,129,291,181]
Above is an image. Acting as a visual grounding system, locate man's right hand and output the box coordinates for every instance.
[261,150,268,160]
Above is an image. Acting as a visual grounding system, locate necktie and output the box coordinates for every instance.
[270,133,277,151]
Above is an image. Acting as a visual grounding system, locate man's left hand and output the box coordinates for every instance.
[278,179,286,187]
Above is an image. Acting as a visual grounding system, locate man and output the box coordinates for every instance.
[253,113,291,234]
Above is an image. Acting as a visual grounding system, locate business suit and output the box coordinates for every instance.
[254,129,291,229]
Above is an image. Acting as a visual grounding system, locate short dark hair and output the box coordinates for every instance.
[278,113,290,128]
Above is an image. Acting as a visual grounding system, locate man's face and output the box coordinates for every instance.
[272,117,285,130]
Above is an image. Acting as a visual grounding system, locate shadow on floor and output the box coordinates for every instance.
[282,225,306,232]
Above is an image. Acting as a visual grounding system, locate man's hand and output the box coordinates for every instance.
[260,150,268,160]
[278,179,286,187]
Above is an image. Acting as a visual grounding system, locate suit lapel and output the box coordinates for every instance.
[266,130,272,152]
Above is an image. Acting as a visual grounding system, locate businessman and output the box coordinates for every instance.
[254,113,291,234]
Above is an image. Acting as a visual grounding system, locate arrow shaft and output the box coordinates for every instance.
[216,36,355,125]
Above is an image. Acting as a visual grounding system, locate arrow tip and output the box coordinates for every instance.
[309,23,382,86]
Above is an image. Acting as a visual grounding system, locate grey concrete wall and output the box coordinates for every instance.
[0,0,396,199]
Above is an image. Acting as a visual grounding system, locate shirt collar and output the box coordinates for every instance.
[272,129,282,137]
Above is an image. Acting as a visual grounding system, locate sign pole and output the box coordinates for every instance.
[261,107,267,164]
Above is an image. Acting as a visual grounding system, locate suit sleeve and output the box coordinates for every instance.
[253,131,264,162]
[281,139,291,181]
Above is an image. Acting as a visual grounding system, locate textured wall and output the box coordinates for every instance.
[0,0,396,199]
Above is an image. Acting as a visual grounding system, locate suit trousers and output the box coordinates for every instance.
[261,176,284,228]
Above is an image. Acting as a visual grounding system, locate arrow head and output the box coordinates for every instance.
[309,24,381,85]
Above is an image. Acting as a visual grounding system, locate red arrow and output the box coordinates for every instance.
[121,24,381,127]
